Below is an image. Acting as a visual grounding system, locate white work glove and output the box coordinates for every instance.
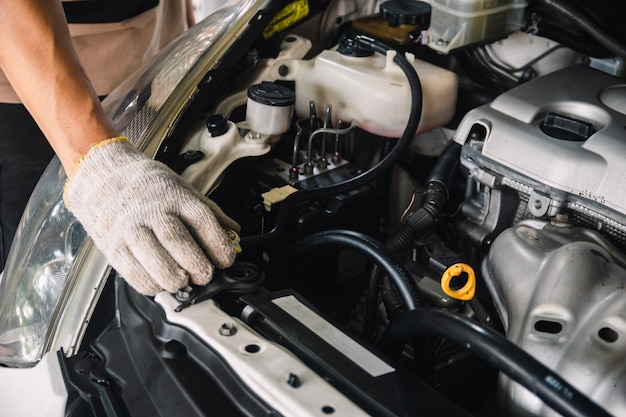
[64,136,239,296]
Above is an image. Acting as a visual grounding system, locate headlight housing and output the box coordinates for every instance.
[0,0,266,366]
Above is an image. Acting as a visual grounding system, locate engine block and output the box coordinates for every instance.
[455,64,626,416]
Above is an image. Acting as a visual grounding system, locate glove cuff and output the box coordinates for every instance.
[63,135,131,208]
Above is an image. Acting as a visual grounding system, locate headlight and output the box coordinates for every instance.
[0,0,266,366]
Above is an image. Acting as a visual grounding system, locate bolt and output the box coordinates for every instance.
[287,373,301,388]
[183,150,202,160]
[175,286,195,301]
[278,65,289,76]
[219,322,237,336]
[551,212,573,227]
[534,200,542,209]
[289,166,299,180]
[555,213,569,221]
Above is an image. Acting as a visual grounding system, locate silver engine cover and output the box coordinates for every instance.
[456,65,626,243]
[454,65,626,416]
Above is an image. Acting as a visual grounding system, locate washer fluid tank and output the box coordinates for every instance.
[293,45,458,138]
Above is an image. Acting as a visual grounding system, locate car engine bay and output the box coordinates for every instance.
[6,0,626,416]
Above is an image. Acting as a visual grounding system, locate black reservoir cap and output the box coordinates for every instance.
[247,82,295,107]
[380,0,431,28]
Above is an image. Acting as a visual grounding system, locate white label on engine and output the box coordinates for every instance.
[272,295,395,377]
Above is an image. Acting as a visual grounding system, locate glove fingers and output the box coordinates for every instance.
[128,226,190,294]
[203,199,241,233]
[64,138,240,295]
[156,215,217,287]
[179,200,238,269]
[112,245,164,296]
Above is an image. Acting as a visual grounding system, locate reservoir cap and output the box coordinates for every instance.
[380,0,431,28]
[247,82,295,107]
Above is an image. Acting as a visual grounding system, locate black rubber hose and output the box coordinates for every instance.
[427,141,462,189]
[290,229,420,311]
[536,0,626,57]
[363,186,440,338]
[363,213,423,339]
[378,142,460,254]
[401,141,461,234]
[382,309,614,417]
[364,142,461,338]
[364,264,384,339]
[241,36,423,250]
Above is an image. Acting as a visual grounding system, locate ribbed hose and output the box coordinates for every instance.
[537,0,626,57]
[363,142,462,338]
[382,309,613,417]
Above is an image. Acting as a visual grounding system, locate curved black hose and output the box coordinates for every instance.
[290,229,420,311]
[241,36,423,250]
[363,222,418,338]
[363,141,462,338]
[536,0,626,57]
[401,141,461,234]
[362,191,425,338]
[427,141,462,189]
[382,309,613,417]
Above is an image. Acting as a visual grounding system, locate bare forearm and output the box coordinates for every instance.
[0,0,117,175]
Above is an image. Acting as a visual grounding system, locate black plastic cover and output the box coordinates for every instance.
[62,278,276,417]
[241,290,474,417]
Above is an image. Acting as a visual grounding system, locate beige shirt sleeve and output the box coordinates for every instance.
[0,1,188,103]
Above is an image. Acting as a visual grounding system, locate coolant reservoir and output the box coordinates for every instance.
[293,46,458,138]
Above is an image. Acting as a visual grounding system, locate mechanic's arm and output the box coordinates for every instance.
[0,0,116,174]
[0,0,238,295]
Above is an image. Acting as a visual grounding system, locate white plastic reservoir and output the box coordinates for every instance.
[293,48,458,138]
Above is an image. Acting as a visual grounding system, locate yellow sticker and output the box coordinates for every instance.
[263,0,309,39]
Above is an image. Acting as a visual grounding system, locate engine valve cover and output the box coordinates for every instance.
[455,65,626,241]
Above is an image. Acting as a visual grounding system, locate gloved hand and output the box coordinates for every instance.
[63,136,239,296]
